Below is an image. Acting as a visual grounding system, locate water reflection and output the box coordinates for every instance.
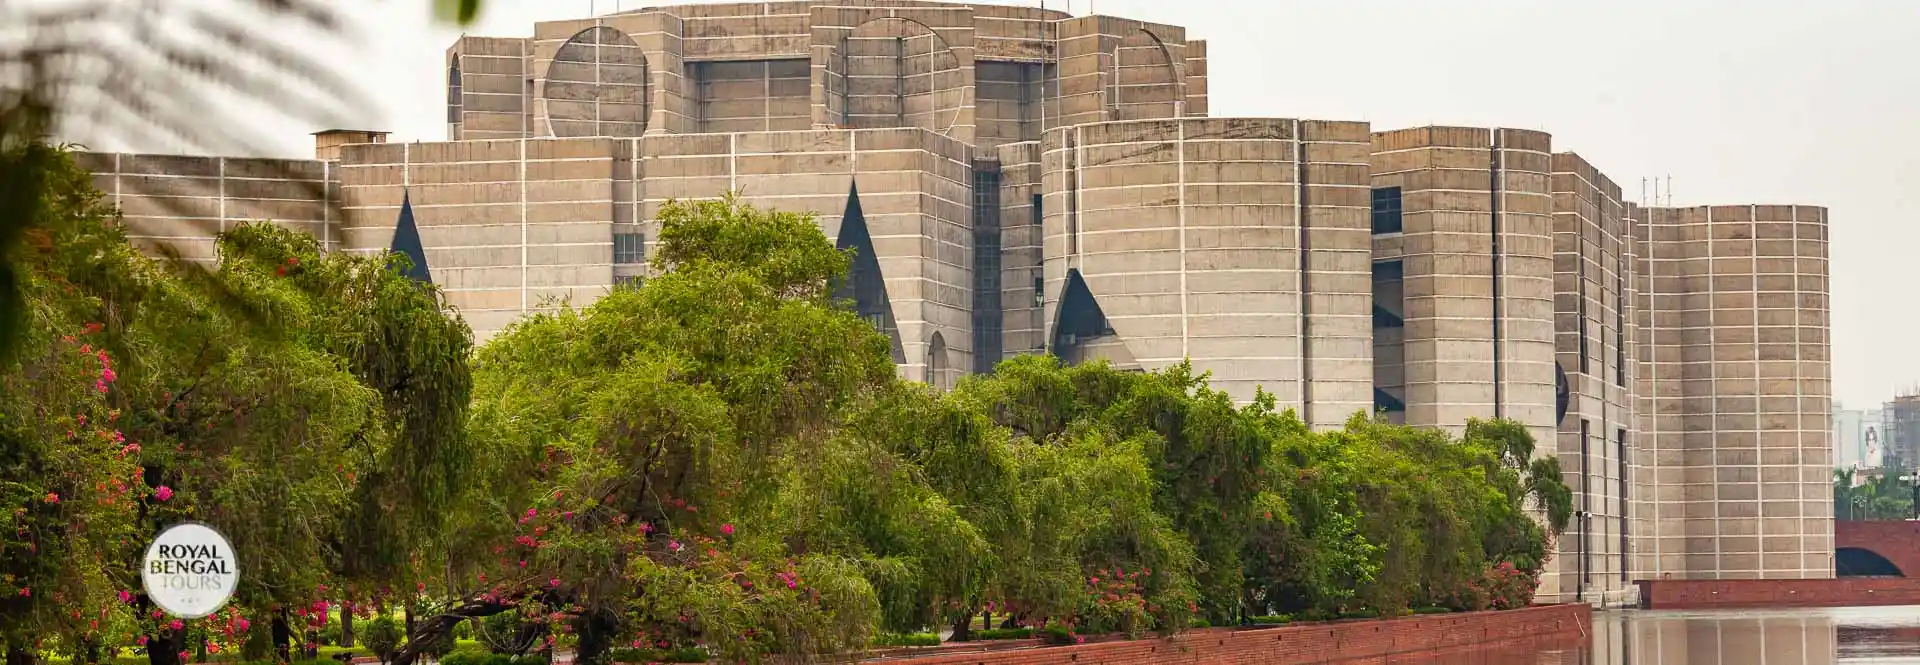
[1393,605,1920,664]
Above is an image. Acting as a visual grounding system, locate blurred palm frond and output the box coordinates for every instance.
[0,0,486,359]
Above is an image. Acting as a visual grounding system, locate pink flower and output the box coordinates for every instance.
[548,578,561,588]
[169,619,184,631]
[136,636,148,646]
[237,618,250,631]
[118,590,132,603]
[150,609,164,619]
[720,523,735,536]
[16,587,28,597]
[176,651,188,662]
[669,540,683,552]
[154,486,173,502]
[639,523,654,534]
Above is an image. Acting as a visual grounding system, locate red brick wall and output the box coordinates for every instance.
[864,604,1592,665]
[1836,521,1920,575]
[1636,578,1920,609]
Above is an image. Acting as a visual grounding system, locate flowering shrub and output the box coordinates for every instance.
[1435,561,1539,612]
[1076,567,1153,638]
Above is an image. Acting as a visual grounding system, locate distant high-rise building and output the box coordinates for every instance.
[1883,394,1920,471]
[1833,403,1885,470]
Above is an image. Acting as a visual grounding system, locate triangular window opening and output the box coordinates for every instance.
[1050,270,1114,353]
[830,183,906,364]
[391,191,432,284]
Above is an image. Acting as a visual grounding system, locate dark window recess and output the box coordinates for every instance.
[1373,388,1405,413]
[1371,260,1404,280]
[1617,427,1629,582]
[1579,419,1591,585]
[613,232,646,264]
[971,165,1004,374]
[447,63,463,124]
[1372,305,1403,328]
[1370,187,1403,234]
[613,275,643,290]
[1577,243,1590,374]
[1371,261,1405,328]
[1616,263,1628,387]
[1033,277,1043,308]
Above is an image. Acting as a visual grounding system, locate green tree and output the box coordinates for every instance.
[0,146,475,665]
[418,196,967,665]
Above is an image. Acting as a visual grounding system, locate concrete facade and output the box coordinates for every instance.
[72,0,1835,604]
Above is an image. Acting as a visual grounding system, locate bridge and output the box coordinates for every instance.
[1836,521,1920,576]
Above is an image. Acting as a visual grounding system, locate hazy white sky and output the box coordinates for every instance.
[272,0,1920,407]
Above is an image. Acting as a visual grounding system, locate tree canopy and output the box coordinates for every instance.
[1,148,1575,665]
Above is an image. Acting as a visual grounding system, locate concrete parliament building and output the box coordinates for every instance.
[74,1,1834,606]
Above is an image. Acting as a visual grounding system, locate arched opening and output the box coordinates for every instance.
[447,60,463,125]
[1837,547,1905,577]
[927,332,950,391]
[1050,269,1139,371]
[545,26,650,137]
[839,18,963,134]
[1107,30,1179,120]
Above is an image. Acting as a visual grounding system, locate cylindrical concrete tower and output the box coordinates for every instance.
[1643,203,1833,580]
[1040,117,1374,423]
[1367,127,1557,444]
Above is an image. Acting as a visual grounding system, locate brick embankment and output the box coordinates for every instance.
[1637,577,1920,609]
[861,604,1592,665]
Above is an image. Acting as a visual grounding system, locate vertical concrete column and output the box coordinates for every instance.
[1372,127,1545,433]
[1789,205,1835,576]
[996,140,1046,359]
[1181,39,1208,118]
[1493,128,1558,446]
[1298,120,1375,427]
[1549,152,1636,604]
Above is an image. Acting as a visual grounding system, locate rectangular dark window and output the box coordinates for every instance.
[971,165,1004,374]
[1616,260,1627,387]
[1580,418,1591,584]
[1618,427,1629,582]
[1371,260,1404,329]
[447,61,463,125]
[1370,187,1403,235]
[1033,277,1043,308]
[613,232,645,265]
[1370,260,1404,281]
[1577,242,1590,374]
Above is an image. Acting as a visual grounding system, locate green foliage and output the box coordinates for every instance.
[603,647,705,664]
[0,144,474,662]
[972,628,1032,641]
[364,619,400,665]
[1836,468,1913,521]
[870,633,940,648]
[2,177,1580,662]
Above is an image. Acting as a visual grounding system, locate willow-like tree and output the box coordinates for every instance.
[0,145,474,665]
[432,196,986,665]
[950,356,1266,625]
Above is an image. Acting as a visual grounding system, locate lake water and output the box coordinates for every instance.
[1400,606,1920,664]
